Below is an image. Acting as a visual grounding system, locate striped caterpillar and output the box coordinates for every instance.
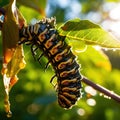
[19,17,82,109]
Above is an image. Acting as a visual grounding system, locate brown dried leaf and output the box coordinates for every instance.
[1,0,26,117]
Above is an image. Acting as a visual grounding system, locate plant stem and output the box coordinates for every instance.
[82,76,120,102]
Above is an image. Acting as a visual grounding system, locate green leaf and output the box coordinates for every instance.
[66,37,87,51]
[76,46,112,84]
[58,18,120,48]
[19,6,40,23]
[77,46,111,71]
[17,0,47,16]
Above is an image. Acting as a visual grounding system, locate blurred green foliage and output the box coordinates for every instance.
[0,0,120,120]
[0,0,9,7]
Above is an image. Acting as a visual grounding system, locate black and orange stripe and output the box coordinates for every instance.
[19,18,82,109]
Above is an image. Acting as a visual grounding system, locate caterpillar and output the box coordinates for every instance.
[19,17,82,109]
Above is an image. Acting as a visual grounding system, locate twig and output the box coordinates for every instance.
[82,76,120,103]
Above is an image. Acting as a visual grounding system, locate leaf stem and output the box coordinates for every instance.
[82,76,120,102]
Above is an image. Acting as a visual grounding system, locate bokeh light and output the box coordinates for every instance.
[85,86,97,96]
[86,98,96,106]
[77,108,86,116]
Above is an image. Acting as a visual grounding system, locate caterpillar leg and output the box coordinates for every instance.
[50,74,56,84]
[31,44,44,68]
[44,61,50,71]
[37,53,44,62]
[18,39,28,45]
[50,74,58,91]
[31,44,39,60]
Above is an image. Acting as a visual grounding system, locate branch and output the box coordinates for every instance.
[82,76,120,103]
